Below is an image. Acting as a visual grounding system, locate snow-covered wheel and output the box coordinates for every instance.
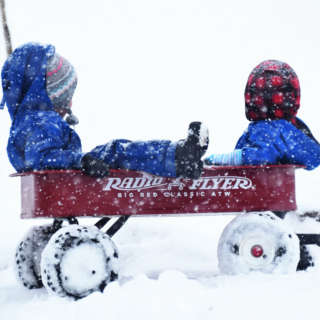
[218,212,300,274]
[15,225,55,289]
[40,225,119,299]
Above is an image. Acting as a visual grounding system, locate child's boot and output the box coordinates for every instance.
[81,154,110,177]
[175,122,209,179]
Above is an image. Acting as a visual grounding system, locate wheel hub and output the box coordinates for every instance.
[239,234,275,269]
[60,242,108,296]
[251,245,264,258]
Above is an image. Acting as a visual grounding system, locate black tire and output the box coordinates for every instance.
[218,212,300,274]
[40,225,119,299]
[297,245,315,271]
[15,225,55,289]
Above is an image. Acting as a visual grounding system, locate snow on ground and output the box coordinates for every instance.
[2,212,320,320]
[2,0,320,319]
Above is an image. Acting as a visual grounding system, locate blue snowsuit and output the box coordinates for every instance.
[206,59,320,170]
[235,119,320,170]
[1,43,177,176]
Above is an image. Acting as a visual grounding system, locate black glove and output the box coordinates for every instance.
[81,154,109,178]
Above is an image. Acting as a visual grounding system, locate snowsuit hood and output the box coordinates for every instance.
[244,60,300,122]
[1,42,55,120]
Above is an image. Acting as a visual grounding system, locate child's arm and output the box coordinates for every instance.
[204,150,242,166]
[204,145,284,167]
[24,122,82,170]
[239,122,320,170]
[205,121,320,170]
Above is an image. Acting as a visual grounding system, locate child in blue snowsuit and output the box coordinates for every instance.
[1,42,208,178]
[205,60,320,170]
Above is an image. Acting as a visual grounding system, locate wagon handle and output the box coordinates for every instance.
[0,0,12,57]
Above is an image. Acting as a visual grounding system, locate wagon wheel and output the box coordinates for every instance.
[15,225,55,289]
[40,225,119,299]
[218,212,300,274]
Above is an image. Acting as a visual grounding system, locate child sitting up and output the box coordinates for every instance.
[205,60,320,170]
[1,42,208,178]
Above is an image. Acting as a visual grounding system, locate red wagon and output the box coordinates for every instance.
[16,165,298,218]
[12,165,319,299]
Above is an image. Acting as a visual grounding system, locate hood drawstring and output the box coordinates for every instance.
[0,96,5,109]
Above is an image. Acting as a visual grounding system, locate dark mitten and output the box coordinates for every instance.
[175,122,209,179]
[81,154,109,178]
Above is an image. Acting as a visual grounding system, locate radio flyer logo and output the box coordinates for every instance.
[103,173,253,200]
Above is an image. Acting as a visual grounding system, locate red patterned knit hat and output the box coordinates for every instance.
[46,53,77,110]
[244,60,300,123]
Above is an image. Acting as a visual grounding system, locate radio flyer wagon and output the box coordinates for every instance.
[12,164,320,299]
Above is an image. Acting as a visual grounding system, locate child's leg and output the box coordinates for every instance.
[89,139,177,177]
[82,122,209,178]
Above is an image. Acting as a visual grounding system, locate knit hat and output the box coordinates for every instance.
[46,53,77,110]
[244,60,300,122]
